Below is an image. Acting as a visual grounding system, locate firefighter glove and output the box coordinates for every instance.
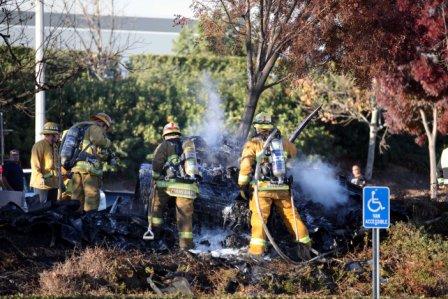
[42,174,53,186]
[239,185,250,201]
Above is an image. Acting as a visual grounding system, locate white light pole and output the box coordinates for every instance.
[35,0,45,142]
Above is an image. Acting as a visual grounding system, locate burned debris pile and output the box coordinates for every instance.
[0,135,411,255]
[0,199,149,250]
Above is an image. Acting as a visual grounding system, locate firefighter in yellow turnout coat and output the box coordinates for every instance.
[30,122,61,203]
[238,112,312,258]
[71,113,112,211]
[150,122,199,250]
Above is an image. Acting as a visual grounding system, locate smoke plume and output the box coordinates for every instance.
[191,72,226,148]
[291,157,348,208]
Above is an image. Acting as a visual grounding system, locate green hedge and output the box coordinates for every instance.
[4,51,439,177]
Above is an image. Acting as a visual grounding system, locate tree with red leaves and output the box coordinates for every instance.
[375,0,448,199]
[290,0,448,199]
[288,0,407,181]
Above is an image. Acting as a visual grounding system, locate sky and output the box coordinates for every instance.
[14,0,196,55]
[114,0,195,18]
[30,0,195,19]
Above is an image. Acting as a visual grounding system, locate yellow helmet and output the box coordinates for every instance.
[162,122,181,137]
[253,112,274,130]
[91,112,113,128]
[41,122,60,135]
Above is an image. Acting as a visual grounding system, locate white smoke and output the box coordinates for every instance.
[291,157,348,208]
[191,72,226,147]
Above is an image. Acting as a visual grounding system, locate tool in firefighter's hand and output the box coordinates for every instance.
[53,143,64,200]
[143,179,156,240]
[143,226,155,240]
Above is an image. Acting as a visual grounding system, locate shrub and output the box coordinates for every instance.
[336,222,448,296]
[39,247,149,296]
[381,222,448,296]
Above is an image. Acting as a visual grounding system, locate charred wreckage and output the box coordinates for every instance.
[0,108,406,264]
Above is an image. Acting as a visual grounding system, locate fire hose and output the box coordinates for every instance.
[254,128,322,264]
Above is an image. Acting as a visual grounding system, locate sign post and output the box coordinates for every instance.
[363,186,390,299]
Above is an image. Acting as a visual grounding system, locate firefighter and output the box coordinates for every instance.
[150,122,199,250]
[238,112,312,260]
[71,113,112,212]
[30,122,61,203]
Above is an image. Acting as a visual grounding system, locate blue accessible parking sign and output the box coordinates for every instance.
[363,186,390,229]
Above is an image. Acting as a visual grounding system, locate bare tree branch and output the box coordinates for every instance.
[219,0,242,34]
[0,0,84,113]
[262,73,291,90]
[379,126,390,154]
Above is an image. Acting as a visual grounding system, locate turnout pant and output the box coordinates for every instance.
[35,188,58,204]
[71,172,101,212]
[248,190,310,255]
[150,188,194,249]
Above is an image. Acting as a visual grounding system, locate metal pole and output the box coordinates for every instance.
[35,0,45,143]
[0,112,4,165]
[372,228,380,299]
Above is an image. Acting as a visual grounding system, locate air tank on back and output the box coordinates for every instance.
[269,138,286,184]
[182,139,199,179]
[60,126,80,168]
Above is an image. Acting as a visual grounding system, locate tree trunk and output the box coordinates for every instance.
[237,89,260,143]
[428,138,438,200]
[419,107,438,200]
[365,107,379,180]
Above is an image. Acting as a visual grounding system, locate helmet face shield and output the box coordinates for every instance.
[164,133,181,140]
[162,122,181,137]
[254,124,274,130]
